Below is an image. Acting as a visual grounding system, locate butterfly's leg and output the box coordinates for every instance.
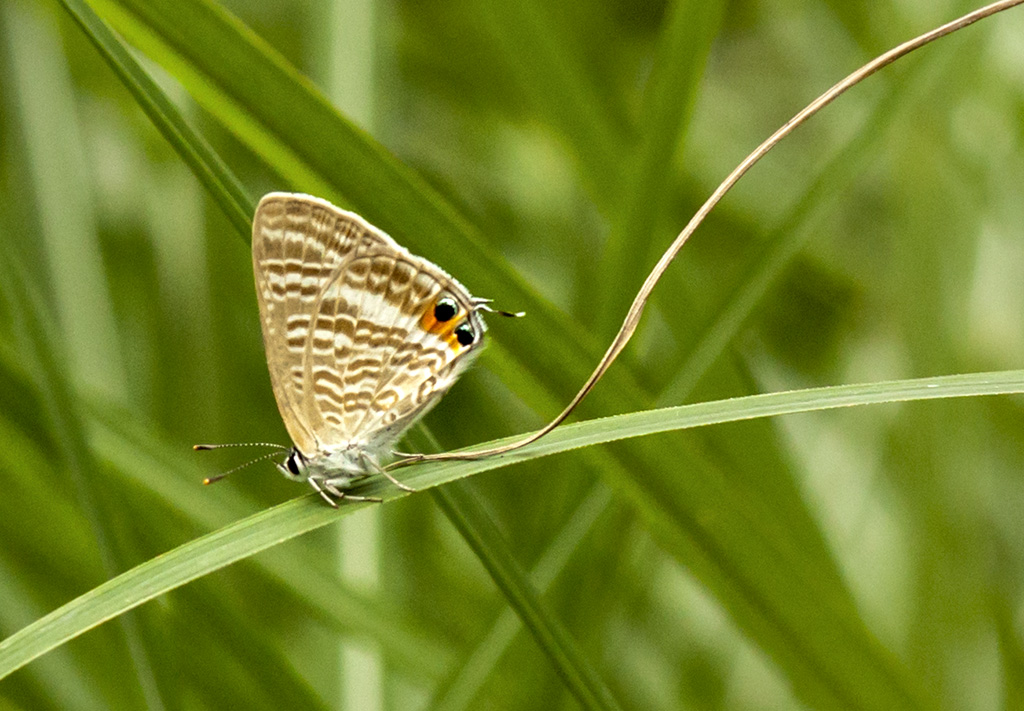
[321,471,383,502]
[307,477,340,507]
[320,477,383,504]
[364,453,416,492]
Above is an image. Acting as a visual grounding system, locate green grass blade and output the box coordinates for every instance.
[455,371,1024,466]
[57,0,252,235]
[471,0,623,208]
[87,406,453,679]
[430,483,612,711]
[4,0,125,399]
[432,484,623,711]
[0,233,163,707]
[1,368,1018,683]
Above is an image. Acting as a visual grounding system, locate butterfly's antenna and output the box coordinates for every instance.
[473,298,525,319]
[193,443,290,485]
[193,442,289,451]
[200,450,286,485]
[391,0,1022,469]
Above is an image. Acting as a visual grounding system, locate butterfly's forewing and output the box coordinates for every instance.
[253,193,485,459]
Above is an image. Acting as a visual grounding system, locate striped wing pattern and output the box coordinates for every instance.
[252,193,485,461]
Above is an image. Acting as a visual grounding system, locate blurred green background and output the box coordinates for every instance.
[1,0,1024,709]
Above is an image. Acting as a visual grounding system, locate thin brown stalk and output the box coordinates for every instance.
[393,0,1024,468]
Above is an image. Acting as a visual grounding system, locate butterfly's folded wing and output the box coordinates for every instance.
[253,192,484,458]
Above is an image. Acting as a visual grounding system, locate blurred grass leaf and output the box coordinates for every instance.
[3,0,1023,708]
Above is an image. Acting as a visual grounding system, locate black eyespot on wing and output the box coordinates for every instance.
[455,323,475,346]
[434,297,458,322]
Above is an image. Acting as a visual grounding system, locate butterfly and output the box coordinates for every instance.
[250,192,489,505]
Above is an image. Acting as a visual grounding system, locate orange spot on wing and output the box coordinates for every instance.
[443,330,465,351]
[419,309,440,333]
[420,300,466,352]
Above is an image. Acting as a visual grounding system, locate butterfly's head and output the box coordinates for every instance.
[278,447,308,482]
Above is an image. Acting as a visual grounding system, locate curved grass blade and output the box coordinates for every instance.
[1,369,1019,683]
[596,0,725,335]
[655,48,948,406]
[89,409,454,680]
